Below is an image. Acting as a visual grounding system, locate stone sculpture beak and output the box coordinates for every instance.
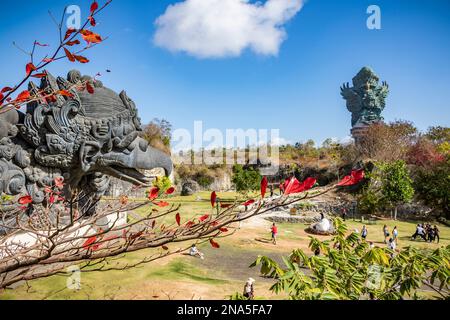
[95,137,173,186]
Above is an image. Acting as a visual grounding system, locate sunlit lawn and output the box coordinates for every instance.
[1,191,448,300]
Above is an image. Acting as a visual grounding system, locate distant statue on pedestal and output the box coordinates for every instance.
[341,67,389,143]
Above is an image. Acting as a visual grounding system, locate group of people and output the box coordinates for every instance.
[358,224,399,246]
[411,224,440,243]
[382,225,399,245]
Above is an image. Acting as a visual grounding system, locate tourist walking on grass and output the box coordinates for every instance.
[361,225,368,241]
[271,223,278,245]
[427,225,435,242]
[383,225,390,244]
[433,225,440,243]
[243,278,255,300]
[392,226,398,244]
[342,208,347,221]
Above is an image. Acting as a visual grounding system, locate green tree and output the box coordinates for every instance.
[413,156,450,218]
[426,126,450,145]
[358,186,381,215]
[379,160,415,220]
[152,176,172,193]
[232,165,261,193]
[242,219,449,300]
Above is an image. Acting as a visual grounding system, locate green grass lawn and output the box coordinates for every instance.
[1,192,448,300]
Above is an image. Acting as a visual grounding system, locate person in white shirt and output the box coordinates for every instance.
[392,226,399,244]
[189,244,204,260]
[411,224,426,241]
[243,278,255,300]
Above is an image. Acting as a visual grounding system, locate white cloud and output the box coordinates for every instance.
[153,0,304,58]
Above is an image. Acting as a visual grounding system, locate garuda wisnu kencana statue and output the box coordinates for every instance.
[0,70,172,215]
[341,67,389,127]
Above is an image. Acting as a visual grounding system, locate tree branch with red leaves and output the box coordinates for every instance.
[0,0,111,112]
[0,173,358,289]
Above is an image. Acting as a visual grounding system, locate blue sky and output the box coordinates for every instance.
[1,0,449,147]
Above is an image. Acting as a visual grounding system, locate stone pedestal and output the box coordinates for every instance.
[351,124,370,145]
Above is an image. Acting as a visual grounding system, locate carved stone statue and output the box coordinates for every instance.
[0,70,172,215]
[341,67,389,127]
[306,212,335,235]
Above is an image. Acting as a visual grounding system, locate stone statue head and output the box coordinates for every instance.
[0,70,173,209]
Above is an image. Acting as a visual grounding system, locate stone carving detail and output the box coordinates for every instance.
[341,66,389,127]
[0,70,172,214]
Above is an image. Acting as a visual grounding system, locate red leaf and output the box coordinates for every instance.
[120,195,128,205]
[337,169,365,187]
[148,187,159,200]
[220,203,232,208]
[210,221,219,227]
[64,28,76,40]
[58,90,74,97]
[18,195,33,205]
[219,227,228,232]
[0,93,3,103]
[88,16,97,27]
[73,55,89,64]
[49,195,55,204]
[284,177,317,195]
[80,29,102,44]
[1,87,13,93]
[90,1,99,14]
[185,221,195,228]
[161,245,169,250]
[64,48,75,62]
[243,199,255,206]
[209,239,220,248]
[165,187,175,195]
[82,236,97,250]
[42,58,55,63]
[26,63,36,75]
[151,220,156,229]
[199,214,209,222]
[34,41,48,47]
[46,95,57,104]
[54,177,64,189]
[210,191,217,207]
[129,231,143,241]
[261,176,268,198]
[15,90,31,103]
[175,213,181,226]
[301,177,317,192]
[86,82,95,94]
[154,201,169,208]
[31,72,48,79]
[65,39,80,46]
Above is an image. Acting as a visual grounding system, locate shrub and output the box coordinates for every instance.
[232,165,261,192]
